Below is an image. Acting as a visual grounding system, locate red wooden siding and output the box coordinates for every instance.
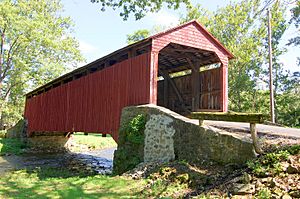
[24,53,151,141]
[152,23,229,64]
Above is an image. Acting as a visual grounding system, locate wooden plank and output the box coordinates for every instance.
[160,71,188,112]
[189,112,264,123]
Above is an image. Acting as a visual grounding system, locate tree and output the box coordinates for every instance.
[288,1,300,65]
[126,25,171,44]
[126,29,150,44]
[90,0,191,20]
[0,0,83,129]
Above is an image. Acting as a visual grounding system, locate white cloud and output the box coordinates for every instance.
[79,40,99,54]
[147,10,179,27]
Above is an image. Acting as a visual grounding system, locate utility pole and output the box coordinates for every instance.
[267,9,275,123]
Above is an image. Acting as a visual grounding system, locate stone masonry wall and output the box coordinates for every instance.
[144,114,175,163]
[113,104,256,174]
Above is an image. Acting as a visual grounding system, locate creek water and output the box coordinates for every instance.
[0,147,116,175]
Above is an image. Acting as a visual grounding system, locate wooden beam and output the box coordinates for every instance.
[190,112,264,154]
[160,70,189,112]
[150,52,159,104]
[189,112,264,123]
[188,59,200,111]
[163,76,169,107]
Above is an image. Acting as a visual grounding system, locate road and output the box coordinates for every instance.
[204,120,300,139]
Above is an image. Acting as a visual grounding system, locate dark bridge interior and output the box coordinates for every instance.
[157,43,222,114]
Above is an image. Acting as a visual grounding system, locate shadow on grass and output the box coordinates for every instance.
[0,168,141,199]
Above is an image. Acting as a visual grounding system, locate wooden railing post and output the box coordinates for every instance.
[250,123,263,154]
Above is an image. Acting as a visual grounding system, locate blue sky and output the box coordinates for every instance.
[61,0,299,73]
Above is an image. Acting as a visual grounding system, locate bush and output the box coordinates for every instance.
[125,114,146,144]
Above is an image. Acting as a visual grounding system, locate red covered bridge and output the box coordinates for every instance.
[24,20,234,141]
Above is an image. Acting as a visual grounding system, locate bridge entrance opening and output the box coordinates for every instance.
[156,43,223,115]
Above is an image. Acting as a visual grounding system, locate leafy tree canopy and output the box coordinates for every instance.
[90,0,191,20]
[0,0,83,128]
[288,1,300,65]
[126,29,150,44]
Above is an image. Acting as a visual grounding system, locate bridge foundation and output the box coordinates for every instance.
[113,104,256,175]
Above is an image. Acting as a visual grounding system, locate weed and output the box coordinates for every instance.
[247,145,299,177]
[125,114,146,144]
[286,144,300,155]
[256,188,271,199]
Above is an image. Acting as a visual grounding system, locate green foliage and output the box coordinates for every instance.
[0,0,83,129]
[90,0,191,20]
[125,114,146,144]
[247,145,300,177]
[113,114,146,175]
[288,1,300,55]
[256,188,272,199]
[285,144,300,155]
[113,147,143,175]
[126,29,150,44]
[0,138,27,155]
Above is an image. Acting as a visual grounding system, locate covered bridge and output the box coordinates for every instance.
[24,20,234,141]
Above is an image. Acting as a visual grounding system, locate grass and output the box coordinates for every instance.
[0,138,27,156]
[71,133,117,151]
[0,168,146,199]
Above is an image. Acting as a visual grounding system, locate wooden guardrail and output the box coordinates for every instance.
[189,112,264,154]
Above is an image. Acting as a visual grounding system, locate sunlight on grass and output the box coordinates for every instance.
[70,133,117,151]
[0,169,145,199]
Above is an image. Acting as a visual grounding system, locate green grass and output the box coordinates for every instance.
[71,133,117,151]
[0,138,26,156]
[0,168,146,199]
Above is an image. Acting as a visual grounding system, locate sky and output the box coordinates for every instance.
[61,0,299,73]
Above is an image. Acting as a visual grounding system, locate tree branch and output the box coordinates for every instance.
[0,37,20,82]
[0,26,6,75]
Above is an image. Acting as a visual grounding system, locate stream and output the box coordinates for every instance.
[0,147,116,175]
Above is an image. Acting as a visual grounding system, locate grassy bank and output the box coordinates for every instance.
[0,168,145,199]
[1,133,299,198]
[0,138,26,155]
[69,133,117,151]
